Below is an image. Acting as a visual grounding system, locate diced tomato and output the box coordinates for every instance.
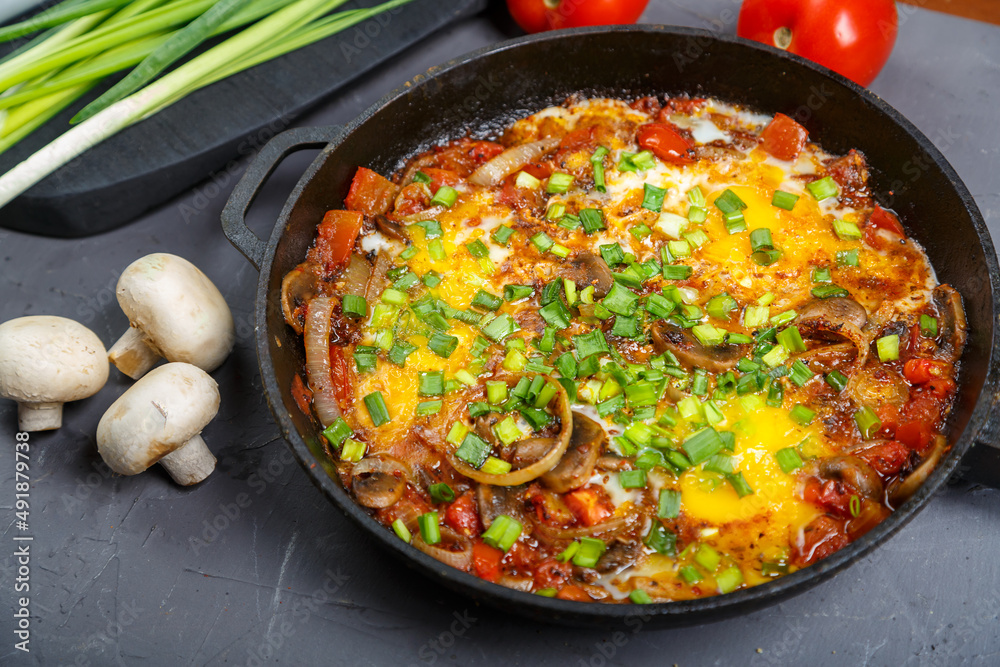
[329,347,352,404]
[419,167,462,191]
[856,441,911,476]
[759,112,808,161]
[555,585,592,602]
[344,167,399,216]
[444,492,480,537]
[393,183,431,218]
[307,210,363,271]
[636,122,694,165]
[472,542,503,583]
[558,126,597,153]
[527,485,575,526]
[802,478,856,518]
[903,358,948,385]
[658,96,706,117]
[563,486,614,527]
[496,172,543,210]
[895,420,932,451]
[533,557,573,590]
[874,403,900,439]
[290,374,313,415]
[794,515,849,567]
[521,162,553,180]
[868,204,905,237]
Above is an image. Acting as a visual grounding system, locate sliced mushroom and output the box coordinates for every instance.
[932,285,967,362]
[595,539,641,574]
[808,455,884,501]
[373,214,408,242]
[512,438,554,468]
[798,297,869,334]
[650,320,746,373]
[363,252,392,305]
[280,263,320,334]
[351,455,410,508]
[476,484,526,528]
[559,252,614,298]
[541,411,606,493]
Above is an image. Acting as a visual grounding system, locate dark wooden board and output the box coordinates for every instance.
[0,0,486,237]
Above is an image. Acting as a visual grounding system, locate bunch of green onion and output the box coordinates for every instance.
[0,0,411,207]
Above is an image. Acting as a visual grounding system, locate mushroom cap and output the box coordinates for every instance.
[97,362,220,475]
[0,316,109,403]
[116,253,235,372]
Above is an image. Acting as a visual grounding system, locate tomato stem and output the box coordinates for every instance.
[773,26,792,50]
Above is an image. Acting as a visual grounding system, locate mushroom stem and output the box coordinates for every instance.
[158,434,216,486]
[17,401,62,431]
[108,326,160,379]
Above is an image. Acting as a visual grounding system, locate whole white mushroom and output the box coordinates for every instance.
[108,253,235,379]
[97,362,220,486]
[0,316,109,431]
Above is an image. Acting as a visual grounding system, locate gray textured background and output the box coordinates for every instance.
[2,1,999,665]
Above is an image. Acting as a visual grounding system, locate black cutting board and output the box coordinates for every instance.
[0,0,486,238]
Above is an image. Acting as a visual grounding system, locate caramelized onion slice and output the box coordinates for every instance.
[351,455,411,509]
[412,525,473,570]
[449,378,573,486]
[468,137,560,186]
[303,297,341,427]
[889,436,948,507]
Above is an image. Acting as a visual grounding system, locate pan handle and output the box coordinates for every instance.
[221,126,342,270]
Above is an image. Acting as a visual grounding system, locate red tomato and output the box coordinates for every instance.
[329,347,352,403]
[290,374,313,416]
[737,0,898,87]
[896,420,932,451]
[444,492,480,537]
[868,204,906,237]
[803,478,855,518]
[759,112,808,161]
[506,0,649,33]
[563,486,613,527]
[636,123,694,166]
[419,167,462,192]
[344,167,398,216]
[472,542,503,582]
[903,358,947,385]
[855,441,910,476]
[308,210,363,271]
[533,557,573,590]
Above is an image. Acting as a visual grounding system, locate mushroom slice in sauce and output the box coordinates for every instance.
[541,411,607,493]
[351,455,410,509]
[650,320,746,373]
[558,252,614,298]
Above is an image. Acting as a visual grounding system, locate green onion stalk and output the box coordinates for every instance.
[0,0,411,207]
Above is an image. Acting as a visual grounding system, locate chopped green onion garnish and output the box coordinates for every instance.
[430,185,458,208]
[574,329,610,359]
[811,284,850,299]
[580,208,606,234]
[398,246,419,262]
[603,282,640,316]
[707,294,738,321]
[590,146,609,193]
[471,289,503,312]
[492,225,514,246]
[776,326,806,353]
[429,483,455,503]
[658,488,681,519]
[531,231,554,253]
[342,294,368,319]
[837,249,859,266]
[629,589,653,605]
[724,211,748,234]
[642,183,667,212]
[682,427,724,465]
[854,405,881,439]
[392,518,411,543]
[486,380,508,405]
[692,324,726,347]
[482,456,513,475]
[322,418,353,449]
[418,371,445,397]
[547,172,574,193]
[789,404,816,425]
[428,239,447,261]
[572,536,607,568]
[832,219,863,240]
[688,205,708,223]
[806,176,838,201]
[364,391,391,427]
[716,566,744,594]
[788,360,815,387]
[413,171,432,184]
[812,267,832,283]
[482,515,522,552]
[388,341,418,367]
[877,334,900,362]
[688,186,706,206]
[494,416,523,446]
[416,400,443,416]
[920,314,938,337]
[428,332,458,358]
[631,150,656,171]
[619,469,647,489]
[825,370,849,392]
[515,170,541,189]
[481,314,520,342]
[455,432,492,468]
[381,288,408,306]
[504,284,534,302]
[749,228,774,252]
[341,438,366,462]
[775,447,804,473]
[679,566,703,584]
[771,190,799,210]
[423,271,442,288]
[695,544,721,571]
[418,511,441,545]
[715,188,747,214]
[414,219,443,238]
